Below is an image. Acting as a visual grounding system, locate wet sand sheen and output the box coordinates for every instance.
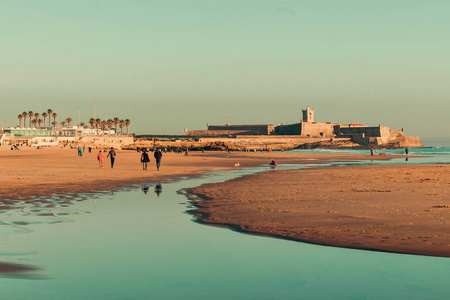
[187,164,450,257]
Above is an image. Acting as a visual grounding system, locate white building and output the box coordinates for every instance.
[0,126,133,147]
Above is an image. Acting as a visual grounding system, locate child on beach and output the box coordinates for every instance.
[97,151,105,168]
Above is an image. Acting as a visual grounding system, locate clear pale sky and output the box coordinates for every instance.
[1,1,449,138]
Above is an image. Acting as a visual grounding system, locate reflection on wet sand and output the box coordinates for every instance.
[155,184,162,197]
[141,184,162,196]
[142,185,149,194]
[0,261,43,279]
[0,193,93,280]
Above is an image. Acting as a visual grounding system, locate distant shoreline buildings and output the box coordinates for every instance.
[185,106,422,148]
[0,108,133,147]
[0,126,134,147]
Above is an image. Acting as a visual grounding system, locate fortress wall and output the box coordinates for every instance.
[200,136,350,146]
[389,130,404,138]
[337,126,382,138]
[185,130,255,136]
[300,122,336,137]
[355,136,422,148]
[274,123,301,135]
[207,125,274,135]
[380,126,390,138]
[387,136,423,148]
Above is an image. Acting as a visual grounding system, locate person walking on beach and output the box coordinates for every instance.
[97,150,105,168]
[405,147,409,156]
[370,147,374,156]
[77,146,83,157]
[154,148,163,171]
[141,150,150,170]
[107,147,117,169]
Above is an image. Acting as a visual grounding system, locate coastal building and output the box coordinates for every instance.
[0,126,134,147]
[184,106,422,148]
[185,123,275,136]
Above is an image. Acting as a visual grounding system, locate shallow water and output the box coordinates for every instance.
[1,156,450,299]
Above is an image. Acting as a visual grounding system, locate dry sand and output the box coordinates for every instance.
[188,164,450,257]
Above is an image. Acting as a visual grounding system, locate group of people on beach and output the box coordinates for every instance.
[139,149,163,171]
[96,148,116,168]
[93,147,162,171]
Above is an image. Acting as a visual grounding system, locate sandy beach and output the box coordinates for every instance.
[2,148,447,259]
[188,164,450,257]
[0,148,392,203]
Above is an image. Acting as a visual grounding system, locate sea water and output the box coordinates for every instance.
[0,151,449,299]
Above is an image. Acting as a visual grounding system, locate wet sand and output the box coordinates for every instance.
[187,164,450,257]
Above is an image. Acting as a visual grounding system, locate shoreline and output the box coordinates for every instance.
[186,164,450,258]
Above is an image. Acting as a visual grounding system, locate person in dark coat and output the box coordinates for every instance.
[107,147,117,169]
[154,149,163,171]
[141,150,150,170]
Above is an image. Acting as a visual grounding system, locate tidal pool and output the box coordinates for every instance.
[0,166,449,299]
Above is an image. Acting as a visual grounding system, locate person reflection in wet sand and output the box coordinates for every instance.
[155,184,162,196]
[142,185,149,194]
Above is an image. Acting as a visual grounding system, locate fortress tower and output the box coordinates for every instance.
[302,105,315,123]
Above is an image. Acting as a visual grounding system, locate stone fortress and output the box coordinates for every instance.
[185,106,422,149]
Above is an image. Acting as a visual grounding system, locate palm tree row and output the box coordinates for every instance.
[88,118,131,134]
[17,109,58,128]
[17,109,131,134]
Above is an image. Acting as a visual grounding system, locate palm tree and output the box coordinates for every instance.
[125,119,131,135]
[42,112,48,128]
[119,119,125,133]
[51,121,57,127]
[52,113,57,127]
[66,117,73,127]
[34,113,39,124]
[61,121,66,127]
[31,119,37,128]
[80,122,86,128]
[89,118,95,129]
[107,119,114,129]
[113,117,120,131]
[47,109,53,127]
[101,121,107,131]
[22,112,28,127]
[18,114,23,127]
[96,118,102,129]
[37,118,43,128]
[28,111,34,127]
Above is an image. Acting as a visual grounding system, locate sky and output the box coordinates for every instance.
[0,1,449,138]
